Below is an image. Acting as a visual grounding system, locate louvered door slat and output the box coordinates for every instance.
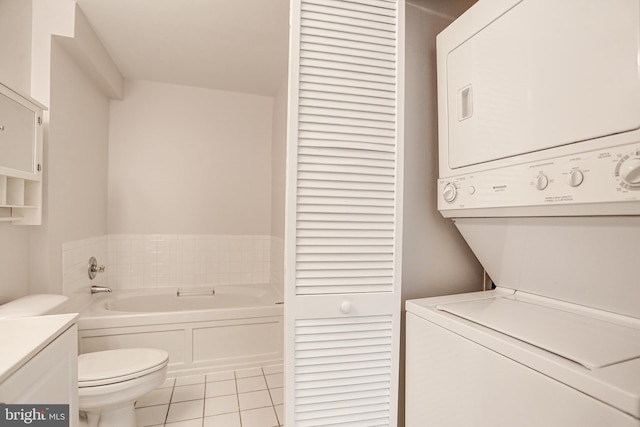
[305,0,396,18]
[300,57,395,78]
[301,41,396,63]
[301,9,396,32]
[301,34,396,55]
[300,83,395,101]
[301,67,396,87]
[301,17,395,41]
[303,26,396,49]
[287,0,402,424]
[297,359,391,375]
[299,106,395,124]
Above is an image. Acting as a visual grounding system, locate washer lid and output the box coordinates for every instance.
[437,297,640,370]
[78,348,168,386]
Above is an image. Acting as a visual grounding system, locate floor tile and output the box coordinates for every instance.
[206,379,236,398]
[240,407,279,427]
[207,370,235,383]
[165,419,203,427]
[262,364,284,375]
[172,383,206,403]
[265,373,283,389]
[135,404,168,426]
[204,394,238,417]
[269,387,283,406]
[175,374,206,387]
[238,390,272,411]
[236,375,267,393]
[136,387,173,408]
[235,367,263,378]
[158,377,176,389]
[203,412,241,427]
[166,400,205,423]
[274,404,284,426]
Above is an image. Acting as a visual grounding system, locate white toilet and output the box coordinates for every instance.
[0,294,169,427]
[78,348,168,427]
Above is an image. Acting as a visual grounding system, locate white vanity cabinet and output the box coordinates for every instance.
[0,314,78,427]
[0,83,45,225]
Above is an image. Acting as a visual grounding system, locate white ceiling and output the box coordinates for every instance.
[75,0,290,97]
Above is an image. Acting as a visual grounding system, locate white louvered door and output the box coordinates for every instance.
[285,0,404,425]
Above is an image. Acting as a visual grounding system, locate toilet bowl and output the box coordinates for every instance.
[78,348,169,427]
[0,294,169,427]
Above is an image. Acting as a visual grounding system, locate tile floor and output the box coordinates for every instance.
[135,365,284,427]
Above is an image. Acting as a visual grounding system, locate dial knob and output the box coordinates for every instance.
[535,174,548,190]
[567,169,584,187]
[443,183,457,203]
[619,157,640,187]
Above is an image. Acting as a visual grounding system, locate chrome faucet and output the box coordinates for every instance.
[88,257,106,280]
[91,285,112,294]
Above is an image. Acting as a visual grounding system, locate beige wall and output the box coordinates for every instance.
[107,80,274,235]
[0,0,32,95]
[402,2,482,304]
[270,79,287,240]
[30,39,110,294]
[0,0,33,303]
[399,2,481,425]
[270,79,287,293]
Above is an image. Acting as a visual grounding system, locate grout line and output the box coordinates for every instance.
[164,382,175,426]
[235,370,243,427]
[263,367,282,427]
[201,379,207,427]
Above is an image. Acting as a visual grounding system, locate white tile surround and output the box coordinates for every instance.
[63,234,283,295]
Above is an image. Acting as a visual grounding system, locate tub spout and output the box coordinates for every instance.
[91,285,112,294]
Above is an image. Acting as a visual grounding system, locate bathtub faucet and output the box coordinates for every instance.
[91,285,112,294]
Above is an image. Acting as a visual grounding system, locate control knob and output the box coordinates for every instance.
[618,156,640,188]
[535,174,548,190]
[566,169,584,187]
[443,183,457,203]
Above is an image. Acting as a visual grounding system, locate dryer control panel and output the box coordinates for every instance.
[438,143,640,217]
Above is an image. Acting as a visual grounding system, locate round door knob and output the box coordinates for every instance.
[535,174,549,190]
[340,301,352,314]
[443,183,457,203]
[567,169,584,187]
[619,157,640,187]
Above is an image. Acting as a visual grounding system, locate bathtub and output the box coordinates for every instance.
[75,285,284,376]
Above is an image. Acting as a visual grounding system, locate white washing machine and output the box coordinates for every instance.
[406,0,640,425]
[405,288,640,426]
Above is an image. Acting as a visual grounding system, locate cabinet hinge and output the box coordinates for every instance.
[38,116,42,125]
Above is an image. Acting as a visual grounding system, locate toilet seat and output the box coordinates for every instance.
[78,348,169,387]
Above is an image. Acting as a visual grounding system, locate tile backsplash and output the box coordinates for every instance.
[63,234,280,295]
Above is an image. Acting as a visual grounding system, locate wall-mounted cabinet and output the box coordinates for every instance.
[0,83,46,225]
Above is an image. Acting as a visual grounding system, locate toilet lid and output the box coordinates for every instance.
[78,348,169,387]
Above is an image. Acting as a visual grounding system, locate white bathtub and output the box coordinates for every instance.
[75,285,284,376]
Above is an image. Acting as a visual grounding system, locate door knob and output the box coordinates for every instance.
[340,300,352,314]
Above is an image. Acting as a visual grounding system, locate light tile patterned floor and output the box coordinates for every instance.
[135,364,284,427]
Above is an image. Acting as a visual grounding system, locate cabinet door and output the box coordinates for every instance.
[0,326,78,427]
[285,0,404,425]
[0,84,40,175]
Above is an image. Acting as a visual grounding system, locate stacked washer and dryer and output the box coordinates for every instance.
[405,0,640,426]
